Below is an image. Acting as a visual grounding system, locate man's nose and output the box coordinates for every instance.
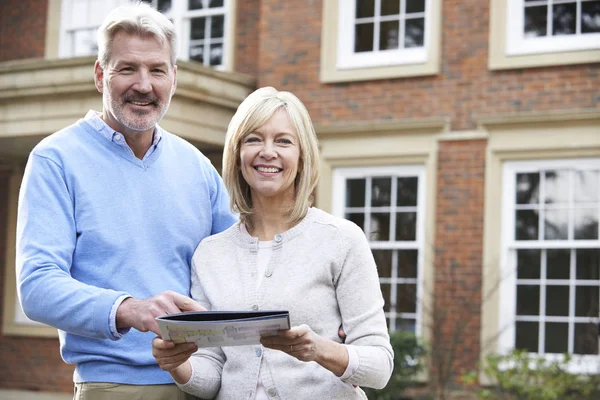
[133,70,152,93]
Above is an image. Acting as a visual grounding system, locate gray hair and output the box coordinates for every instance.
[97,2,177,68]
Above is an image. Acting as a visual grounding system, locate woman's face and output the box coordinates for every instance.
[239,109,300,203]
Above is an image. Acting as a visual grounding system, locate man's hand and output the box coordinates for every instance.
[116,290,206,335]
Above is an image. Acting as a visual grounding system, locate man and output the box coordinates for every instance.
[16,3,236,399]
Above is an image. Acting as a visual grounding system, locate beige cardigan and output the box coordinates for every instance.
[179,207,393,400]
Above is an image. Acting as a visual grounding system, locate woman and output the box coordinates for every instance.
[152,87,393,399]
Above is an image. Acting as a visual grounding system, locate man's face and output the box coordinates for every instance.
[94,31,177,138]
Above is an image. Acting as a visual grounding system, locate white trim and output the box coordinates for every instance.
[336,0,430,69]
[499,158,600,373]
[506,0,600,56]
[332,165,425,335]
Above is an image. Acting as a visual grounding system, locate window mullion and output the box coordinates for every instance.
[539,249,547,353]
[568,248,575,354]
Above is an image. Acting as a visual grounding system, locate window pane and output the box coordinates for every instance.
[396,318,416,332]
[545,285,569,316]
[517,285,540,316]
[189,44,205,63]
[525,5,548,37]
[157,0,172,12]
[209,43,223,66]
[552,3,577,36]
[346,179,366,207]
[211,15,225,39]
[516,210,539,240]
[544,208,568,240]
[404,18,424,47]
[397,177,418,206]
[355,23,374,52]
[516,172,540,204]
[382,283,392,312]
[381,0,400,15]
[545,322,568,353]
[547,249,570,280]
[574,208,599,240]
[575,286,599,317]
[396,212,417,241]
[517,249,541,279]
[189,0,203,10]
[372,177,392,206]
[370,213,390,241]
[209,0,224,7]
[356,0,375,18]
[574,170,599,203]
[379,20,400,50]
[373,250,393,278]
[398,249,418,278]
[582,1,600,33]
[576,249,600,280]
[544,170,569,205]
[397,284,417,313]
[345,212,365,231]
[406,0,425,13]
[71,29,98,56]
[516,321,539,352]
[574,323,599,355]
[191,17,206,40]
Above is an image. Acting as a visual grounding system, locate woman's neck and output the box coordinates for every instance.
[247,197,295,241]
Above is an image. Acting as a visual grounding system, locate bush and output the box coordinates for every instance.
[363,331,425,400]
[471,350,600,400]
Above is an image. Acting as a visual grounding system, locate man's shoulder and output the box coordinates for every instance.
[31,119,89,158]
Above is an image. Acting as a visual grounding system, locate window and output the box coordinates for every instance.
[499,159,600,373]
[321,0,442,82]
[338,0,429,69]
[333,166,426,333]
[507,0,600,55]
[58,0,233,69]
[489,0,600,69]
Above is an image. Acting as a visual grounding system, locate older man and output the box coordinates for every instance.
[16,3,235,399]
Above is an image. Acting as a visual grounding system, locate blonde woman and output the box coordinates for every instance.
[152,87,393,399]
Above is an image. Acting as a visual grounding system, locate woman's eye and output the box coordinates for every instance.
[244,137,260,143]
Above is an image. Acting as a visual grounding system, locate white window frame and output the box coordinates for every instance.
[498,158,600,374]
[58,0,234,69]
[332,165,426,335]
[506,0,600,56]
[336,0,431,69]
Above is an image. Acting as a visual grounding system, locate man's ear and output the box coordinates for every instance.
[172,64,178,95]
[94,60,104,93]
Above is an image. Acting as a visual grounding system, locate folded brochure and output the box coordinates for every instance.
[156,310,290,347]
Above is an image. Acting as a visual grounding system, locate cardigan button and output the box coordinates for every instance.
[252,304,259,311]
[268,388,277,397]
[255,348,262,357]
[274,234,283,243]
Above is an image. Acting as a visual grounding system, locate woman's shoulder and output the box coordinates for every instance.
[308,208,366,239]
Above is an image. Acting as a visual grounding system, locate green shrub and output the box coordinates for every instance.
[363,331,425,400]
[472,350,600,400]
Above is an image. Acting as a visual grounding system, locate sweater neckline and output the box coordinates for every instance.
[230,207,317,248]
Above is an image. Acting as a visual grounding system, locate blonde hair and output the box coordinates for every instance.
[97,2,177,68]
[223,87,320,227]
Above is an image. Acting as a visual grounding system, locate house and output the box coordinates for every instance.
[1,0,599,398]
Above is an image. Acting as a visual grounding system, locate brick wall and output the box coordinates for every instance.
[0,169,74,392]
[234,0,260,77]
[0,0,47,62]
[252,0,600,130]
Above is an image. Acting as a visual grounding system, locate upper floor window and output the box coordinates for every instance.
[333,166,426,333]
[499,159,600,373]
[59,0,232,69]
[506,0,600,55]
[337,0,430,69]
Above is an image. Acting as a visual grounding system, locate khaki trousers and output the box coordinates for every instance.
[74,382,197,400]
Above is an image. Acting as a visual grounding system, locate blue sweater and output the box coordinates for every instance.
[16,115,236,384]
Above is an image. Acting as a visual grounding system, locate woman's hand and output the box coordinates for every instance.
[152,337,197,384]
[260,324,349,376]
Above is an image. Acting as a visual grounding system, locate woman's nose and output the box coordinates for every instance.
[259,142,277,159]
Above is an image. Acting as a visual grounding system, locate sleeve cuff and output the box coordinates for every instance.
[109,295,132,339]
[340,345,359,381]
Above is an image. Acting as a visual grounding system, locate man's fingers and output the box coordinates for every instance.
[169,292,206,312]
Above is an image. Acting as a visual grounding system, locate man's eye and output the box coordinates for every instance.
[152,69,166,74]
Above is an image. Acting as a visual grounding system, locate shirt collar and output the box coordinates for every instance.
[84,110,162,146]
